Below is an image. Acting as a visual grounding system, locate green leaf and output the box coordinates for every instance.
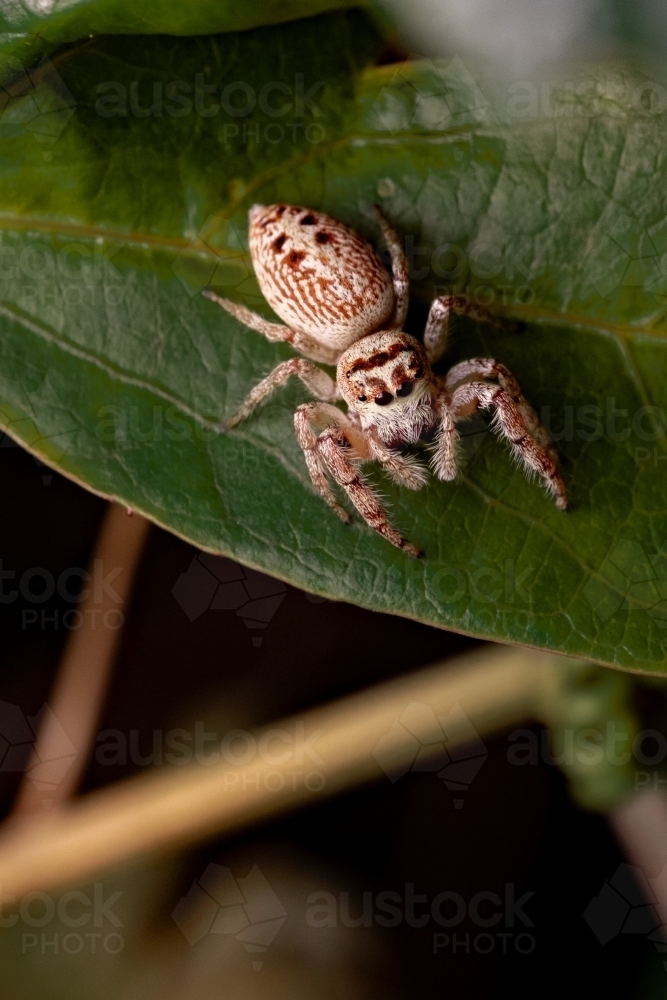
[2,18,667,673]
[0,0,361,84]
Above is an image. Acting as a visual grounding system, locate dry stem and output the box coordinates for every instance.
[12,504,150,816]
[0,643,546,897]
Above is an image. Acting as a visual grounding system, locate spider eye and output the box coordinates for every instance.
[374,391,393,406]
[396,381,414,398]
[358,395,367,402]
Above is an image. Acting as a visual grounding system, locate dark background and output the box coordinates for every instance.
[0,435,661,998]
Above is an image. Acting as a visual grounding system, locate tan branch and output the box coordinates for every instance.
[0,643,552,897]
[12,503,150,816]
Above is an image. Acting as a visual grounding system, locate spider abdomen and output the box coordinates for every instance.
[248,204,395,351]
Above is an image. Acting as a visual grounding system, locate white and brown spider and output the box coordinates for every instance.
[203,204,567,557]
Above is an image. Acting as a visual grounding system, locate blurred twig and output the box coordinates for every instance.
[0,643,549,896]
[610,790,667,929]
[12,503,150,816]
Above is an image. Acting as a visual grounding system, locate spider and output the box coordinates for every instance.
[203,204,567,557]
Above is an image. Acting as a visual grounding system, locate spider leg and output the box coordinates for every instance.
[225,359,337,430]
[367,431,429,490]
[430,404,461,482]
[203,288,291,342]
[448,379,567,509]
[316,426,422,557]
[444,358,554,453]
[294,402,366,523]
[372,206,409,330]
[424,295,518,365]
[202,289,339,364]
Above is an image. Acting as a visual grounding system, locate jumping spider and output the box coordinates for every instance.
[204,204,567,557]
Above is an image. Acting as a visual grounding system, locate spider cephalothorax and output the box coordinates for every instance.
[337,332,434,447]
[203,204,567,557]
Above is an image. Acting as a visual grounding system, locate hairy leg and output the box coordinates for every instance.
[225,359,336,429]
[367,430,429,490]
[317,426,422,557]
[424,295,518,364]
[294,404,354,523]
[448,380,567,509]
[445,358,554,453]
[430,405,461,482]
[372,206,409,330]
[296,403,426,530]
[202,289,340,364]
